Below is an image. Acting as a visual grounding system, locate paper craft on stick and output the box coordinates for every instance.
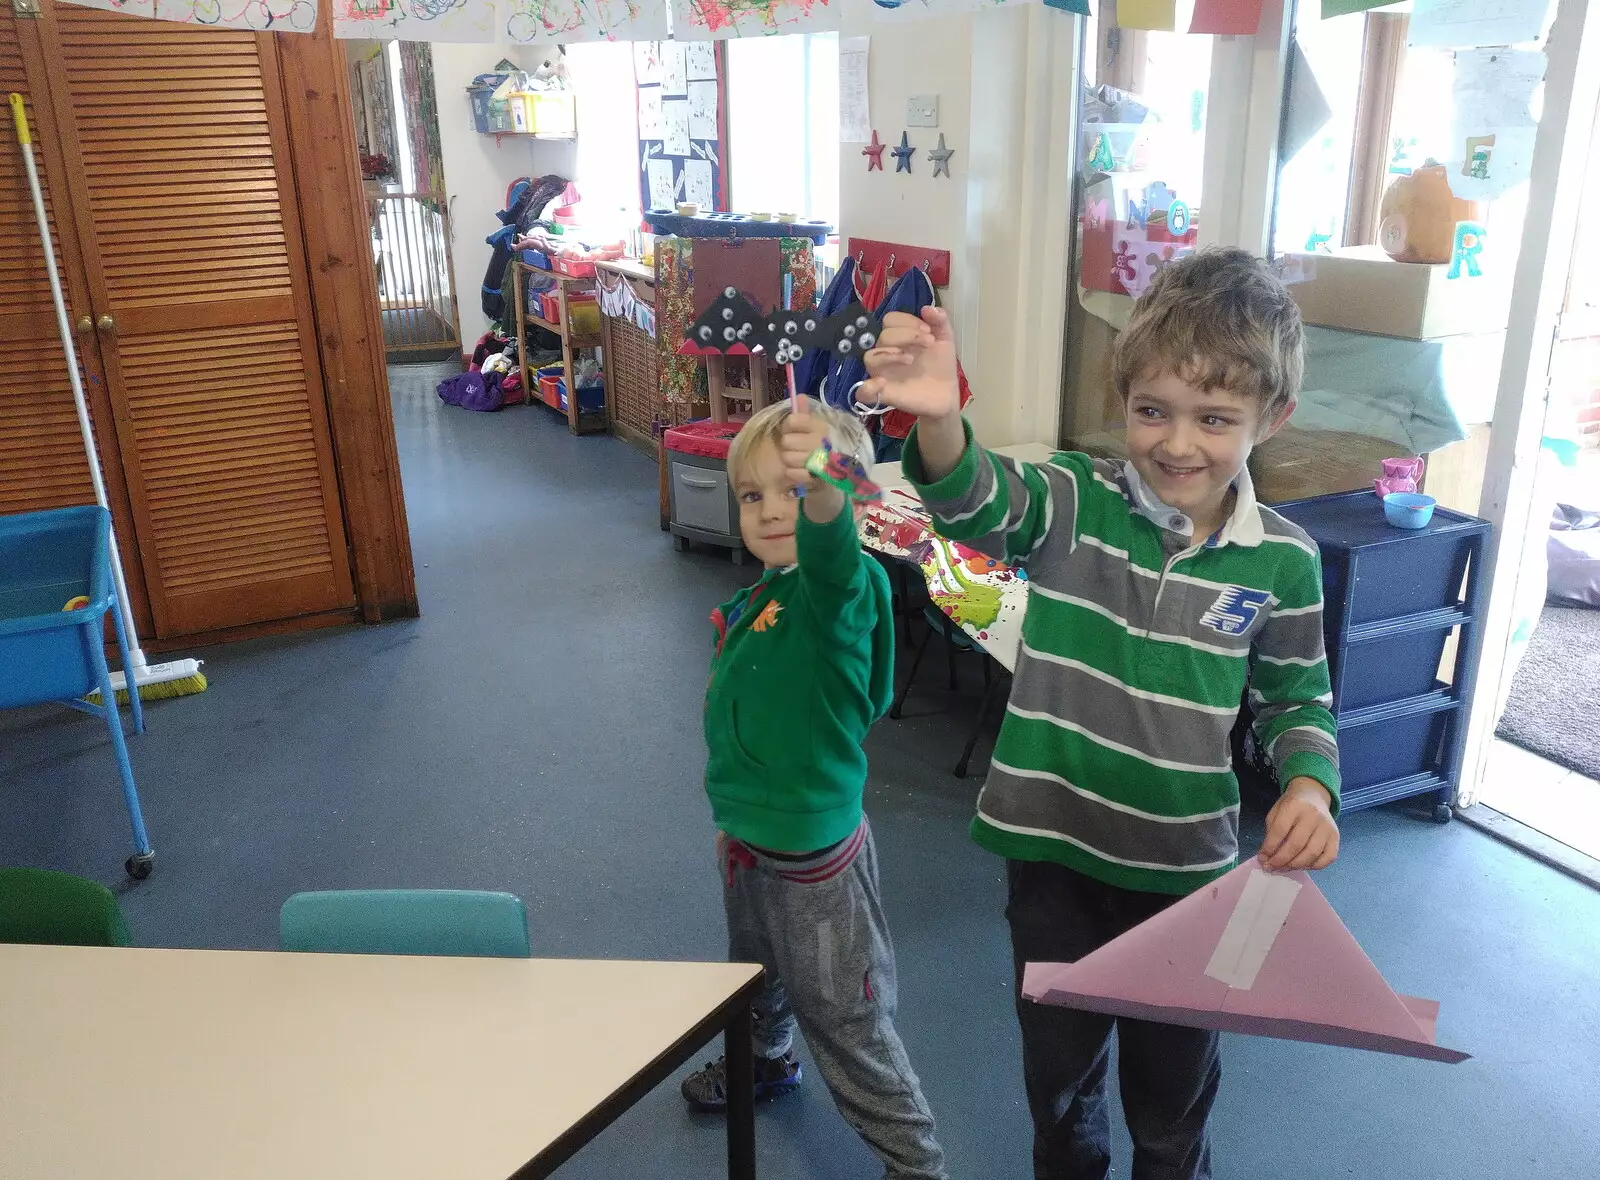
[1023,862,1468,1064]
[679,293,883,363]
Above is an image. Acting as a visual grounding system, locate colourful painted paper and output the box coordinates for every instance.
[61,0,316,31]
[1113,0,1176,31]
[1189,0,1262,34]
[503,0,669,43]
[1024,862,1470,1063]
[333,0,497,41]
[1042,0,1090,14]
[671,0,838,38]
[806,442,883,505]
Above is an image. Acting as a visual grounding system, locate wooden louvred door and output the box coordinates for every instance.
[32,3,354,638]
[0,2,152,629]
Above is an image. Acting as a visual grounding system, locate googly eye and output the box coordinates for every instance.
[859,332,876,350]
[723,326,738,342]
[804,318,817,332]
[785,320,799,335]
[842,324,857,338]
[724,286,738,298]
[737,324,751,338]
[698,326,713,340]
[838,340,854,354]
[856,316,871,329]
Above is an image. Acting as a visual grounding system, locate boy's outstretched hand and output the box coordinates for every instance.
[780,397,844,522]
[861,307,961,420]
[1258,778,1340,871]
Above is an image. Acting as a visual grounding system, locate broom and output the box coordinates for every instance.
[9,93,206,705]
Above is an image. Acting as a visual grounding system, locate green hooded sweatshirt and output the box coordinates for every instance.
[704,504,895,853]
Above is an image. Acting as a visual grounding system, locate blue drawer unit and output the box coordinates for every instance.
[1272,490,1492,822]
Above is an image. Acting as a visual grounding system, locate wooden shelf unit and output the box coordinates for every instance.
[512,259,607,435]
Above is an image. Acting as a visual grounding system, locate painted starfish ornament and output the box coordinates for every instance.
[862,131,886,172]
[928,134,954,178]
[892,131,915,174]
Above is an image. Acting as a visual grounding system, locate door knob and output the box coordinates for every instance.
[97,314,116,333]
[77,315,92,333]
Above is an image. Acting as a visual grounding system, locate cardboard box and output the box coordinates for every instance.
[1282,246,1512,341]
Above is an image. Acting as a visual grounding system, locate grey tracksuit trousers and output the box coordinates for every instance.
[720,819,949,1180]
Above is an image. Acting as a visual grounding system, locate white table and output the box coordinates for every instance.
[0,944,763,1180]
[864,442,1057,672]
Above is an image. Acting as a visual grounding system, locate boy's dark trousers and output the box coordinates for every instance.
[1007,859,1221,1180]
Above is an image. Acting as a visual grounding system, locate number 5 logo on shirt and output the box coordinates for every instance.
[1200,586,1271,635]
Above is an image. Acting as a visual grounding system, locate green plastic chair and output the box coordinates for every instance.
[0,867,132,947]
[278,889,531,958]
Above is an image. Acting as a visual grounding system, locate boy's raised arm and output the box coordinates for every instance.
[779,400,874,636]
[864,308,1079,566]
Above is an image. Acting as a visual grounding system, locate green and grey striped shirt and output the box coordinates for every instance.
[905,421,1341,895]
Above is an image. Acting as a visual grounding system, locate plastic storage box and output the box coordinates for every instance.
[664,420,746,564]
[1272,489,1491,820]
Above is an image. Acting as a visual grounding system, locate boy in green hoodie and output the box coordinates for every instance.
[681,396,949,1180]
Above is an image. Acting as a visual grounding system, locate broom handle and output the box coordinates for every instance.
[10,94,147,673]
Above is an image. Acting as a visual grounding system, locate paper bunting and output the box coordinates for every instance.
[1190,0,1264,35]
[671,0,838,39]
[1113,0,1176,31]
[61,0,317,33]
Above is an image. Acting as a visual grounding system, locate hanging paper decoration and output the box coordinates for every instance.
[1189,0,1264,35]
[876,0,1047,23]
[1445,48,1546,202]
[61,0,317,32]
[333,0,497,41]
[1320,0,1394,16]
[502,0,669,43]
[1113,0,1177,31]
[928,135,955,179]
[671,0,839,39]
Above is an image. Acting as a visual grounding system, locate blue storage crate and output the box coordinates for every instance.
[1273,489,1491,821]
[556,379,606,415]
[467,72,513,134]
[0,506,155,877]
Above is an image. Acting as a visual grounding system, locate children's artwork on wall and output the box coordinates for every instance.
[670,0,839,39]
[637,41,725,215]
[863,131,887,172]
[332,0,497,41]
[891,132,915,174]
[501,0,669,44]
[62,0,317,32]
[1446,48,1546,202]
[1407,0,1553,51]
[1447,222,1487,279]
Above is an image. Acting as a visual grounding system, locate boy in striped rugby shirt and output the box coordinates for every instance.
[862,248,1341,1180]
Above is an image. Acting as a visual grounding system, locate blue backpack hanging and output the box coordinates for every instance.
[793,255,858,399]
[816,266,934,413]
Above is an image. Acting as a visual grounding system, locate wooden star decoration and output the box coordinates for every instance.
[862,131,886,172]
[892,131,915,174]
[928,134,954,178]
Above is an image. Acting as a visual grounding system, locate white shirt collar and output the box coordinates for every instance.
[1120,462,1265,548]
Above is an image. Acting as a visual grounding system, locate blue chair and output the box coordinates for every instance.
[278,889,531,958]
[0,507,153,879]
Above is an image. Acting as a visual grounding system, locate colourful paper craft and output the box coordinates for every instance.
[1023,862,1469,1064]
[1113,0,1177,31]
[806,440,883,504]
[1189,0,1264,34]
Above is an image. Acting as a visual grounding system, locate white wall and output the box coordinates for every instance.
[837,1,1075,447]
[432,43,578,345]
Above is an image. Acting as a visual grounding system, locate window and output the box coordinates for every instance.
[725,32,840,231]
[566,41,643,245]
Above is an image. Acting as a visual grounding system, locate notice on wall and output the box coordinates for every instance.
[688,79,719,140]
[662,98,692,157]
[685,40,717,81]
[1408,0,1553,50]
[839,36,870,144]
[646,156,678,211]
[683,160,716,212]
[662,40,689,97]
[638,87,664,140]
